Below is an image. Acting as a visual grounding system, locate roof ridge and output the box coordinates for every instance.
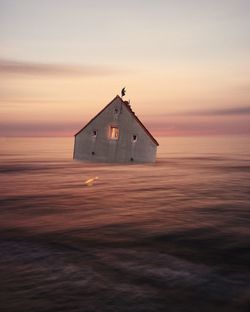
[74,95,121,136]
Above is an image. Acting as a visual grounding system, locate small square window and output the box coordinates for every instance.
[110,127,119,140]
[114,108,119,120]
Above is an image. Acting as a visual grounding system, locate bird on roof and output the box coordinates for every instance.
[121,87,126,97]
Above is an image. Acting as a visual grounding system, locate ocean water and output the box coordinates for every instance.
[0,136,249,312]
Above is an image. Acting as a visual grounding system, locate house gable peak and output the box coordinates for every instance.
[74,95,159,146]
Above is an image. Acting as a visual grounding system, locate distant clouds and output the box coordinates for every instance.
[147,116,250,136]
[0,120,80,137]
[0,58,119,76]
[184,106,250,116]
[143,105,250,136]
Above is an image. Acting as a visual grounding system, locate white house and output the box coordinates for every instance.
[73,95,159,163]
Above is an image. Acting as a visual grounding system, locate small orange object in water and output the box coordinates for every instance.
[84,177,99,186]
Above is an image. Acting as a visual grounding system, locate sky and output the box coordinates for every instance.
[0,0,250,136]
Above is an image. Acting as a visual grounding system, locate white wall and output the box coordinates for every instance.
[74,97,157,163]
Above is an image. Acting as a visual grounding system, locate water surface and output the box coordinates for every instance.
[0,136,249,312]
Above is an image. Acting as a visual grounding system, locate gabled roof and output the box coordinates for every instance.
[74,95,159,146]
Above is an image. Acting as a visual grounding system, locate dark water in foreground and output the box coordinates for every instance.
[0,136,250,312]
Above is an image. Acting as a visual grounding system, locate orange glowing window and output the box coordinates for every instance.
[110,127,119,140]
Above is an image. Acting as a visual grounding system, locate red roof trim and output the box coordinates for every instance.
[123,103,159,146]
[74,95,159,146]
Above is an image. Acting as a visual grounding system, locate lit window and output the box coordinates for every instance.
[110,127,119,140]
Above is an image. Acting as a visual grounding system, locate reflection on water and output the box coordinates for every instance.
[0,136,250,312]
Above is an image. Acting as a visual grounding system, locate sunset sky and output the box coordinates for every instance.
[0,0,250,136]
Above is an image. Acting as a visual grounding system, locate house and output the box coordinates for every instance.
[73,95,159,163]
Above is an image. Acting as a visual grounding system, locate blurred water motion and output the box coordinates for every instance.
[0,136,250,312]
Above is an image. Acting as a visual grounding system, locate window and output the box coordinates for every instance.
[132,135,137,142]
[110,127,119,140]
[114,108,119,120]
[92,130,97,137]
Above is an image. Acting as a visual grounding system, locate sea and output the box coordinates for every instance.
[0,136,249,312]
